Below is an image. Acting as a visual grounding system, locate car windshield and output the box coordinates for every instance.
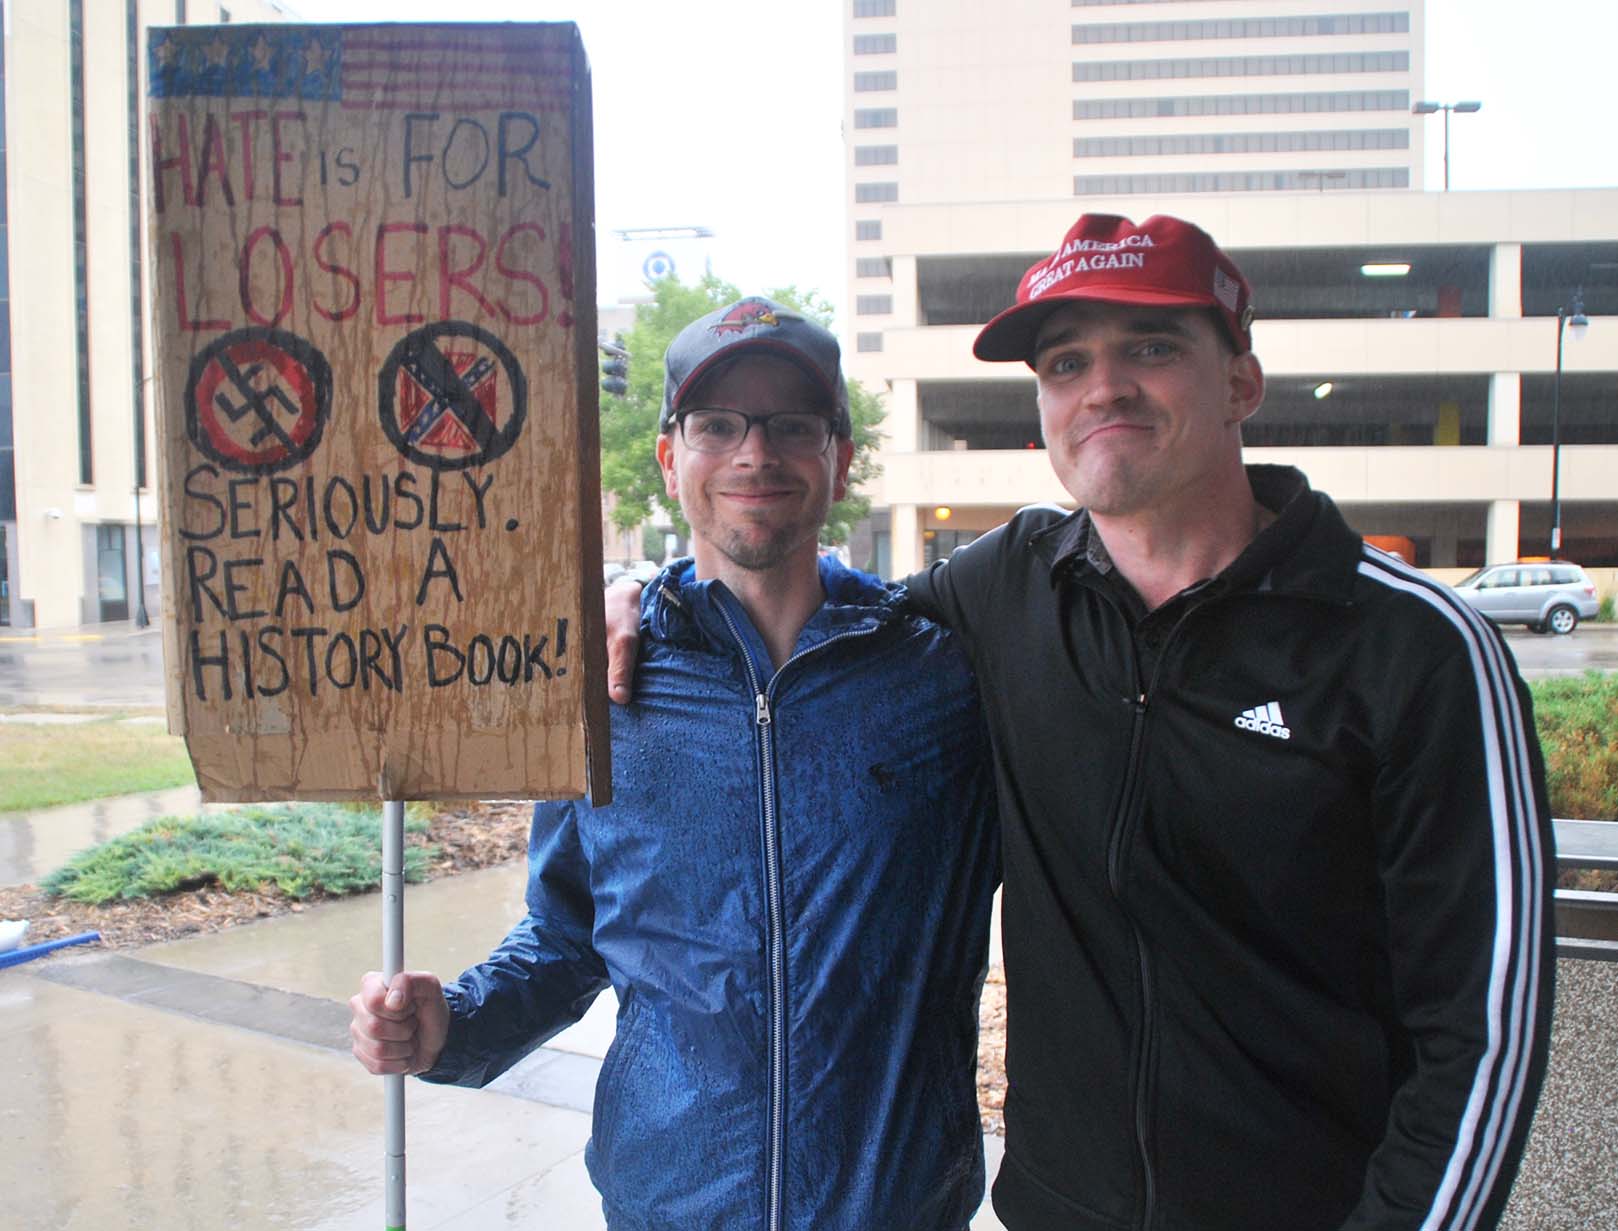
[1455,567,1488,587]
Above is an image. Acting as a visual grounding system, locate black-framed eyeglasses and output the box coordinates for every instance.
[676,408,835,458]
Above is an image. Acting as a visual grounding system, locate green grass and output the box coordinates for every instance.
[40,803,433,904]
[0,715,195,813]
[1529,672,1618,821]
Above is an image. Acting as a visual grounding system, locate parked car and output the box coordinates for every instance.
[1450,560,1600,634]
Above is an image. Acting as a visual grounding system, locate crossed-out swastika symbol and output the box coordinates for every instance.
[185,328,332,474]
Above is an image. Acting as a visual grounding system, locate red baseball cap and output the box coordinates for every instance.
[973,213,1255,363]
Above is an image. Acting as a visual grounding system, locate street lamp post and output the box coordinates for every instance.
[1412,100,1481,191]
[1549,290,1589,558]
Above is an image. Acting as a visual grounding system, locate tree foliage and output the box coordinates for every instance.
[597,274,884,547]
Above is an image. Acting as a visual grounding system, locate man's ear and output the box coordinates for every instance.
[656,433,679,502]
[1226,352,1265,426]
[832,436,855,503]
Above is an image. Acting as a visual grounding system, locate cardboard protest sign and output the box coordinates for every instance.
[148,24,610,804]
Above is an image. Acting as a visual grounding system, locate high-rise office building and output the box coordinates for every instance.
[841,0,1617,579]
[1,0,289,630]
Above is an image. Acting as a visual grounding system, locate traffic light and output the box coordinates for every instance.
[600,338,629,397]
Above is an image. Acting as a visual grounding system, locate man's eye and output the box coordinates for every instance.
[1045,355,1081,377]
[1136,341,1177,360]
[692,416,740,438]
[773,417,818,440]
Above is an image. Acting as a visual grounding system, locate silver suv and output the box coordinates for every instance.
[1452,561,1600,635]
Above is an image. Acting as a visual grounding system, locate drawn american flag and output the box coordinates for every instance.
[149,24,576,113]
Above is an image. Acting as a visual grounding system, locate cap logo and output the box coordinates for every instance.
[1029,250,1149,300]
[711,298,797,336]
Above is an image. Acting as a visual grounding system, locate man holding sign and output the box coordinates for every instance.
[350,299,998,1230]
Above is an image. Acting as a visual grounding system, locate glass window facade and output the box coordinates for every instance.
[854,0,896,15]
[0,0,12,526]
[856,295,894,315]
[854,34,897,54]
[71,0,92,485]
[855,219,883,241]
[1076,128,1408,157]
[855,145,899,166]
[855,108,898,128]
[1075,167,1409,194]
[127,0,146,488]
[855,181,899,203]
[854,71,898,91]
[856,332,884,352]
[856,257,893,278]
[1075,89,1409,119]
[1074,51,1409,82]
[1074,13,1410,43]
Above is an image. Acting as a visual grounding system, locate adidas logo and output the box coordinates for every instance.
[1234,701,1291,741]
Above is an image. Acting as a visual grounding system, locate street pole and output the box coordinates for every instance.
[1550,291,1590,559]
[1442,106,1451,191]
[1550,307,1565,557]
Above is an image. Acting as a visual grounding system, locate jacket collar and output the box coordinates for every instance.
[643,553,903,657]
[1030,465,1363,605]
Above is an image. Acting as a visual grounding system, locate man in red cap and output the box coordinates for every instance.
[904,213,1554,1231]
[603,219,1554,1231]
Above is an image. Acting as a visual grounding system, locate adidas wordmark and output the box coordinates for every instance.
[1234,701,1291,740]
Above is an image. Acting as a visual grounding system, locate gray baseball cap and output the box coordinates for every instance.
[659,297,852,436]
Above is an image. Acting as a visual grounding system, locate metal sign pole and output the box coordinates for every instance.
[382,799,407,1230]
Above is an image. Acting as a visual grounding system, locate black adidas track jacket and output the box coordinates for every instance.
[909,466,1554,1231]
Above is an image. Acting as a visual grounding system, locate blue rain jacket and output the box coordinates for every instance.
[423,556,999,1231]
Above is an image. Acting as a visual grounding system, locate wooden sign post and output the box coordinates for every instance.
[147,24,610,1226]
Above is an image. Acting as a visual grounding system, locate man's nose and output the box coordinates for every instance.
[1080,356,1138,408]
[730,417,781,466]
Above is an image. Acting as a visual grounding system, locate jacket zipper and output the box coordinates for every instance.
[713,598,879,1231]
[1106,598,1211,1231]
[1107,690,1158,1231]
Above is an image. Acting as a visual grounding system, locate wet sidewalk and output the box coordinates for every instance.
[0,826,1009,1229]
[0,784,206,887]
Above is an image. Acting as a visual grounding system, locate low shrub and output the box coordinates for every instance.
[41,804,432,904]
[1529,672,1618,821]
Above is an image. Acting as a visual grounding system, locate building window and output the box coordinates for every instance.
[1074,89,1410,120]
[855,108,898,129]
[1073,52,1409,83]
[854,33,897,54]
[1073,13,1410,43]
[1075,128,1409,157]
[127,0,147,489]
[856,220,883,241]
[856,295,893,315]
[854,71,898,92]
[856,332,884,352]
[856,258,893,278]
[855,145,899,166]
[854,0,896,16]
[70,0,93,485]
[1074,166,1410,195]
[855,181,899,203]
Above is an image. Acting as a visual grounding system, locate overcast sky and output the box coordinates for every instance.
[292,0,1618,313]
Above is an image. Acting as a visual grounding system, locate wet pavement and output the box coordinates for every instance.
[0,784,205,887]
[0,622,168,710]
